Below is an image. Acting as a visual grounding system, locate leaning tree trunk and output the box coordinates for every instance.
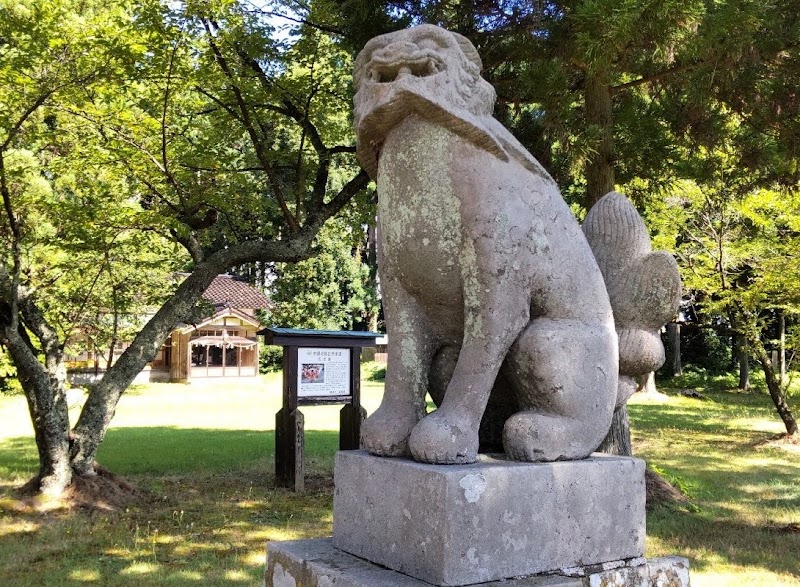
[69,236,316,475]
[69,257,235,474]
[752,337,798,435]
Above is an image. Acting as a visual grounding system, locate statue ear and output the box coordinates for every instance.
[450,31,483,72]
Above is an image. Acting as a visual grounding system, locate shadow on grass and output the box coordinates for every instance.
[629,395,777,435]
[648,508,800,578]
[0,428,341,483]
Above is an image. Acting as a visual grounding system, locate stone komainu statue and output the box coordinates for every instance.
[353,24,681,464]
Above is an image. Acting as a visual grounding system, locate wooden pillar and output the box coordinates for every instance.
[275,346,304,491]
[184,337,191,382]
[340,348,366,450]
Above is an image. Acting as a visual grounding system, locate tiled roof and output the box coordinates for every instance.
[203,275,272,309]
[178,306,263,333]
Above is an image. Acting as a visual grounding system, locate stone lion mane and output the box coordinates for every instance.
[353,24,550,182]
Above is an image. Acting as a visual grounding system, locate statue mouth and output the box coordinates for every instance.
[367,56,443,83]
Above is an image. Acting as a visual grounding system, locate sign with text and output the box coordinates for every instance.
[297,347,351,397]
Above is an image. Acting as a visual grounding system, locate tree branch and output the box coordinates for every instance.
[201,18,300,232]
[307,168,371,230]
[160,40,183,197]
[250,8,345,37]
[611,62,698,94]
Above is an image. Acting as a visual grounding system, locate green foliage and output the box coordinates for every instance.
[269,216,378,331]
[667,365,746,393]
[679,328,733,374]
[662,178,800,324]
[360,361,386,382]
[0,0,186,361]
[1,0,374,490]
[0,347,22,395]
[259,345,284,373]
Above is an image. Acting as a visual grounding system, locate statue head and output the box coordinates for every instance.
[353,24,497,178]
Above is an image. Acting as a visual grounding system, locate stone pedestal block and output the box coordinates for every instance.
[264,538,691,587]
[332,451,646,586]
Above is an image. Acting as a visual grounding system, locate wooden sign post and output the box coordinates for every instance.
[260,327,380,492]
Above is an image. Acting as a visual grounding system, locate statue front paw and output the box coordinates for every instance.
[408,409,479,464]
[361,405,420,457]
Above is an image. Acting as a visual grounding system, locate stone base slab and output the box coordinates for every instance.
[264,538,691,587]
[332,451,646,586]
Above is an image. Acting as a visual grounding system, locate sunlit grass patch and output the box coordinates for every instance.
[223,568,251,581]
[119,561,161,576]
[636,378,800,585]
[69,567,103,581]
[0,518,39,537]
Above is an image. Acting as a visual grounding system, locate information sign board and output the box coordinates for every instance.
[297,347,351,397]
[260,327,380,492]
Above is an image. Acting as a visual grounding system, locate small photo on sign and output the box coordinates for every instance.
[301,363,325,384]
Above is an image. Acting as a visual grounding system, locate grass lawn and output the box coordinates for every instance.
[0,367,798,586]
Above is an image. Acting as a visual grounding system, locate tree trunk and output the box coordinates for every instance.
[636,372,657,394]
[365,219,380,333]
[69,260,235,474]
[736,334,750,390]
[2,326,72,496]
[584,72,615,209]
[665,322,682,376]
[778,311,786,383]
[106,266,119,370]
[585,71,628,455]
[729,311,751,390]
[106,299,119,371]
[751,337,798,435]
[597,406,633,456]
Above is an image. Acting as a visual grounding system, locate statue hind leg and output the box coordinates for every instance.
[502,318,617,461]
